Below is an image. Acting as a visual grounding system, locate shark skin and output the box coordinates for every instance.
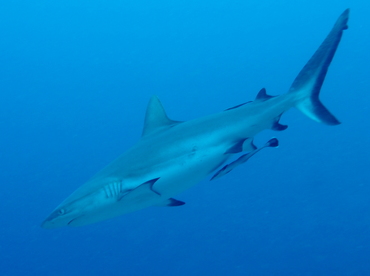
[41,9,349,229]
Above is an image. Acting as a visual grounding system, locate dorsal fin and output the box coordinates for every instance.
[255,88,275,101]
[142,96,180,136]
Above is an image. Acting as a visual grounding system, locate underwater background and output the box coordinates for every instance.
[1,0,369,275]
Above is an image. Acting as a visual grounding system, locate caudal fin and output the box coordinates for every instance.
[289,9,349,125]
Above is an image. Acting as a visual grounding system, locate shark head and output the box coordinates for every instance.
[41,188,121,229]
[41,178,164,228]
[40,203,80,229]
[41,198,95,229]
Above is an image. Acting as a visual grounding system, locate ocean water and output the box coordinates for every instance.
[0,0,369,275]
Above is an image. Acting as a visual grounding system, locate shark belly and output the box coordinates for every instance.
[67,143,228,227]
[152,144,229,197]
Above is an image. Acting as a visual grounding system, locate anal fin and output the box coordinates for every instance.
[271,113,288,131]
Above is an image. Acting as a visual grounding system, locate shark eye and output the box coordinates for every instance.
[58,209,66,215]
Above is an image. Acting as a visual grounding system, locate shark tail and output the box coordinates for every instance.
[289,9,349,125]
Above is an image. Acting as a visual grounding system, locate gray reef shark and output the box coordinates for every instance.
[42,9,349,229]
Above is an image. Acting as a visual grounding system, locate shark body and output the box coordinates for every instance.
[42,10,349,229]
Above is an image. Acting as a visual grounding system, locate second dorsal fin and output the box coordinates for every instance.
[255,88,275,101]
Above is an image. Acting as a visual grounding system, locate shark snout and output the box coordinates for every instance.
[41,210,71,229]
[41,218,56,229]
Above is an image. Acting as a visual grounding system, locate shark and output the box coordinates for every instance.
[41,9,349,229]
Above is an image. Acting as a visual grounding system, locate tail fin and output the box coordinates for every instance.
[289,9,349,125]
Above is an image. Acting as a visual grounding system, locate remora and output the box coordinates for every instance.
[42,9,349,229]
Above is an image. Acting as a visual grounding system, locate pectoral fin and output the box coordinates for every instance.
[211,138,279,180]
[118,178,160,201]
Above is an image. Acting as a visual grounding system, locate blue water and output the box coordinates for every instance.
[1,1,369,275]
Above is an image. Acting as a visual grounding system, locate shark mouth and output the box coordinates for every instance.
[68,215,84,226]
